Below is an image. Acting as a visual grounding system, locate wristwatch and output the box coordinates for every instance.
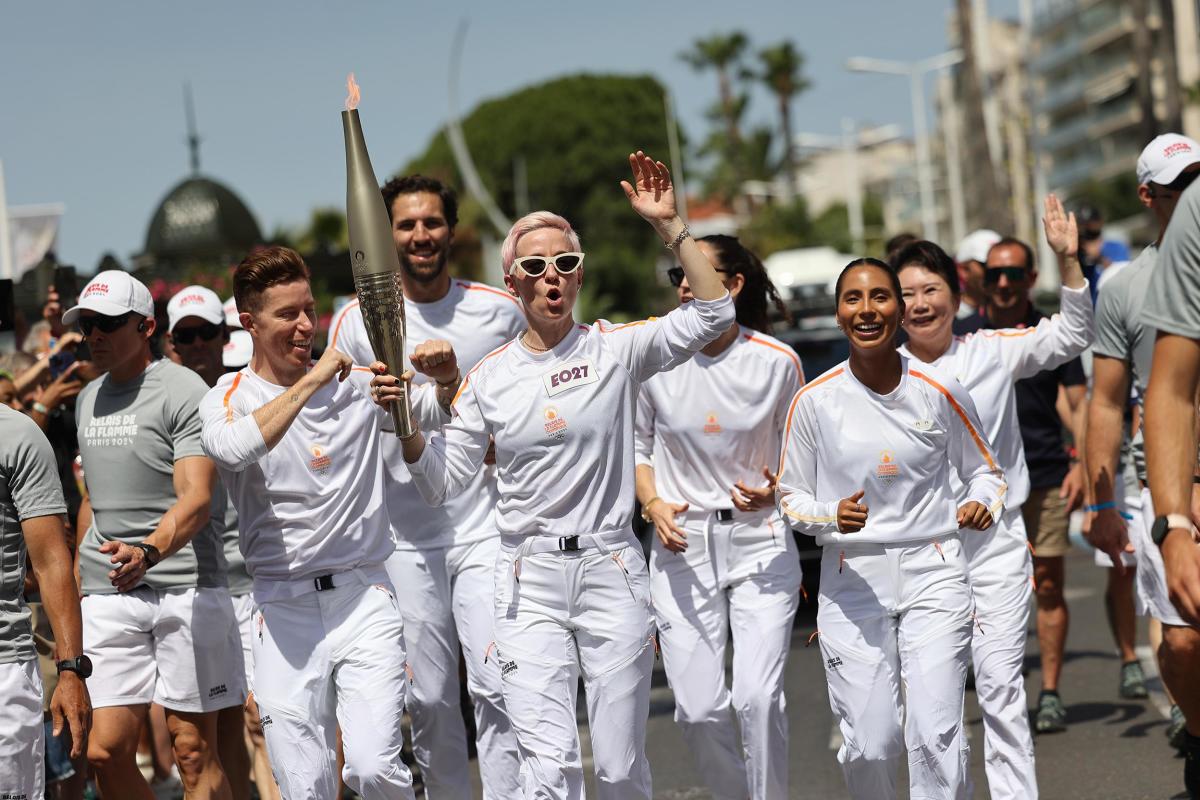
[1151,514,1193,548]
[131,542,161,568]
[56,655,93,679]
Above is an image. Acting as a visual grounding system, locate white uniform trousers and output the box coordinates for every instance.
[251,565,416,800]
[384,537,521,800]
[961,509,1037,800]
[817,534,973,800]
[494,529,654,800]
[650,511,801,800]
[0,658,44,798]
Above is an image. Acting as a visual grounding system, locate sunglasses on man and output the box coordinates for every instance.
[667,266,731,288]
[1150,169,1200,196]
[511,252,584,277]
[984,266,1028,285]
[78,312,138,336]
[172,323,223,345]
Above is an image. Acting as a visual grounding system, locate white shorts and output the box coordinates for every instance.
[1134,488,1193,627]
[83,586,246,712]
[232,592,255,691]
[0,659,44,798]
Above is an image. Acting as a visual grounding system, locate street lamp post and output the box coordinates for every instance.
[795,121,902,254]
[846,50,963,243]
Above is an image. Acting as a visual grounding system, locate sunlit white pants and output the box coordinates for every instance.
[1134,487,1192,627]
[961,508,1037,800]
[0,659,44,798]
[494,530,654,800]
[817,533,973,800]
[650,510,801,800]
[384,537,521,800]
[251,565,415,800]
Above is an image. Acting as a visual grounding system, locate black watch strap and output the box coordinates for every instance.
[133,542,160,568]
[56,655,92,679]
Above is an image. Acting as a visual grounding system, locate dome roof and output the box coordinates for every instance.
[143,175,263,262]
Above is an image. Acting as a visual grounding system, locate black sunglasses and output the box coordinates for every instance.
[78,312,134,336]
[172,322,223,345]
[1154,170,1200,194]
[667,266,731,288]
[984,266,1028,285]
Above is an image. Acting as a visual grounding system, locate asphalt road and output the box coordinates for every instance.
[457,543,1189,800]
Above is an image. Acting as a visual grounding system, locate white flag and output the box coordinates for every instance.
[9,204,64,281]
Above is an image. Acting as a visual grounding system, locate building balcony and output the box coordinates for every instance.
[1040,99,1139,154]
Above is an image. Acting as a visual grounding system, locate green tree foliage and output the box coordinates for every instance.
[681,32,752,201]
[1071,172,1145,222]
[400,73,676,320]
[740,196,884,258]
[748,42,810,189]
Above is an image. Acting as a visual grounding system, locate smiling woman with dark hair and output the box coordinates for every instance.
[776,257,1005,800]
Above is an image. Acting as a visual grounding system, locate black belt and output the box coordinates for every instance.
[314,574,335,592]
[558,535,581,552]
[715,509,734,522]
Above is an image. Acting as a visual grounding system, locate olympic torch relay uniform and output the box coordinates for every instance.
[633,327,803,800]
[407,292,734,800]
[75,359,245,715]
[898,281,1093,800]
[0,407,67,798]
[777,358,1006,800]
[199,366,445,800]
[329,280,524,800]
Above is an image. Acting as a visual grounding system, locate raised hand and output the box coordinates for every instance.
[311,347,353,387]
[1042,194,1078,258]
[411,339,459,386]
[837,490,868,533]
[620,150,679,230]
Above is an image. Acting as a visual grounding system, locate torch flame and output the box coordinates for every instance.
[345,73,361,112]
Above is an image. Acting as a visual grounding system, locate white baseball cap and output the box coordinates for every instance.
[223,328,253,368]
[1137,133,1200,185]
[62,270,154,326]
[167,286,225,332]
[223,296,242,329]
[955,229,1002,265]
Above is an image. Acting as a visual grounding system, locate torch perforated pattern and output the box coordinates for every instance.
[353,270,413,436]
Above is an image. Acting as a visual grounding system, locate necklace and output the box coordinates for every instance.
[521,332,551,353]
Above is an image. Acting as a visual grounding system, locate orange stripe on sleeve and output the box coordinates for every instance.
[329,300,360,349]
[596,317,657,333]
[452,342,512,406]
[222,373,244,424]
[743,333,804,382]
[457,281,522,307]
[776,368,844,479]
[908,370,998,471]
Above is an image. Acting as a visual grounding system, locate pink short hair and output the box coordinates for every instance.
[500,211,582,274]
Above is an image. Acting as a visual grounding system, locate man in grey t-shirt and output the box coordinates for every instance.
[65,271,244,798]
[0,406,91,799]
[1140,137,1200,796]
[1088,135,1200,768]
[166,284,266,800]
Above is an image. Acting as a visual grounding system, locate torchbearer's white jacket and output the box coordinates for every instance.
[777,357,1006,547]
[407,294,735,538]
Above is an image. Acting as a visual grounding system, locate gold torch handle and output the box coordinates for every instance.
[353,272,414,438]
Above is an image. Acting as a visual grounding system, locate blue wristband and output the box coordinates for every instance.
[1085,501,1117,513]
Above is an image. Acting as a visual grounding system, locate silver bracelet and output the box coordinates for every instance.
[664,224,691,251]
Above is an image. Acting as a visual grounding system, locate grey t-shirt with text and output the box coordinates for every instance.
[0,406,67,664]
[76,360,226,594]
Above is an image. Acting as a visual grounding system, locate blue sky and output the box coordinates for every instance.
[1,0,1020,272]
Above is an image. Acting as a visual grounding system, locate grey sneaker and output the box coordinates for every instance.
[1035,691,1067,734]
[1169,704,1188,752]
[1120,660,1149,699]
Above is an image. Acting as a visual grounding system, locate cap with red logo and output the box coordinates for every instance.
[1137,133,1200,186]
[223,328,253,368]
[62,270,155,326]
[222,296,242,329]
[166,285,225,332]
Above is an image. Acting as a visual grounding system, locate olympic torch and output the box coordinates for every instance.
[341,74,412,437]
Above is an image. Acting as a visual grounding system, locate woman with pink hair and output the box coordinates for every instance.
[373,151,733,799]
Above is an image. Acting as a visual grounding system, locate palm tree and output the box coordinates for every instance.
[751,41,810,195]
[681,32,750,149]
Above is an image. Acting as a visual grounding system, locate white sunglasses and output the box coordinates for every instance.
[510,252,585,277]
